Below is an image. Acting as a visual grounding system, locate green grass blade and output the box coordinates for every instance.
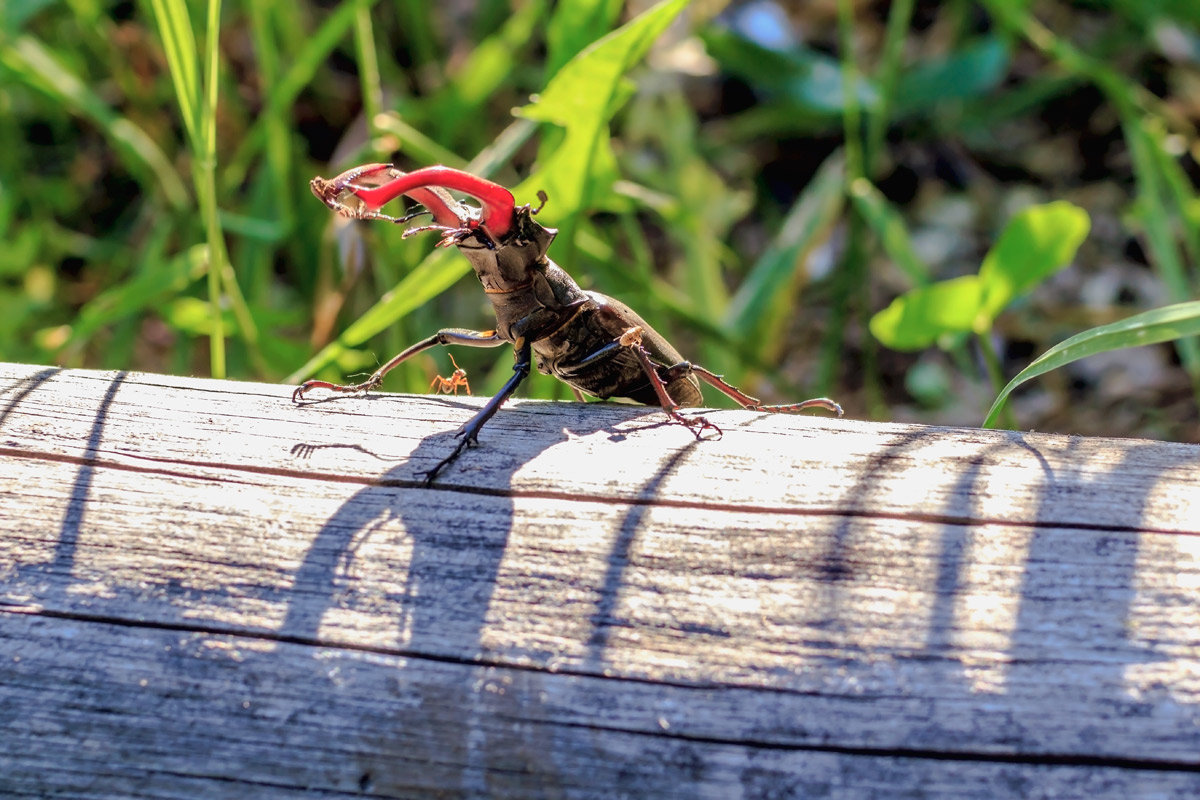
[146,0,201,151]
[198,0,227,377]
[353,0,383,134]
[225,0,374,188]
[723,151,845,348]
[983,301,1200,428]
[245,0,296,241]
[1121,110,1200,385]
[849,177,930,285]
[865,0,915,169]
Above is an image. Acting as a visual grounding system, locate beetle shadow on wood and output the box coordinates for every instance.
[280,403,648,795]
[584,440,699,667]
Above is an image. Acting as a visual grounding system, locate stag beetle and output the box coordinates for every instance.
[297,164,841,483]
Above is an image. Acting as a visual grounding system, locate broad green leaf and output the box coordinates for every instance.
[545,0,623,78]
[977,200,1090,324]
[870,201,1089,351]
[515,0,691,238]
[869,275,984,351]
[893,38,1009,115]
[983,301,1200,428]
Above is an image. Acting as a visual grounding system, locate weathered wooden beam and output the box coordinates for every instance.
[2,361,1199,798]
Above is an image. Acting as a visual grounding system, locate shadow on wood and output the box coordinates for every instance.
[1,361,1199,798]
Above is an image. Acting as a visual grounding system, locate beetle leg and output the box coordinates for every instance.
[687,364,843,417]
[292,328,503,402]
[618,327,721,440]
[419,339,532,485]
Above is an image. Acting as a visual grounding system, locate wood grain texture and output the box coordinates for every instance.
[2,361,1199,798]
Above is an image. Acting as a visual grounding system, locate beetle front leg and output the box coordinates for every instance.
[420,339,533,485]
[292,328,504,402]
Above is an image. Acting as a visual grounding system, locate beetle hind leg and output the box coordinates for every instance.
[618,327,722,439]
[689,364,843,417]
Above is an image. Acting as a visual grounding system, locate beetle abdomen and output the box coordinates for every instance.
[533,292,703,407]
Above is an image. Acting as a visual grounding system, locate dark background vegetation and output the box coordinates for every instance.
[2,0,1198,440]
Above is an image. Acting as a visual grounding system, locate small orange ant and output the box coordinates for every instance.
[429,353,471,396]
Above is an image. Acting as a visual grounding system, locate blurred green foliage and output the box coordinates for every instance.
[1,0,1198,437]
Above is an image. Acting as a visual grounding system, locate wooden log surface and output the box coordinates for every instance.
[2,360,1199,798]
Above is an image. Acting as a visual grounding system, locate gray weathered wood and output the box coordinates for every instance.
[1,361,1199,798]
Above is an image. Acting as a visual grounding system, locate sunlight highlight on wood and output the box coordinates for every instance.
[1,362,1199,797]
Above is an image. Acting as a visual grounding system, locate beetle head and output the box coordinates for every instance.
[311,163,558,291]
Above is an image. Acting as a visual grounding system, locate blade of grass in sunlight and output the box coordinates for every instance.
[145,0,200,150]
[723,151,845,362]
[150,0,261,377]
[984,302,1200,428]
